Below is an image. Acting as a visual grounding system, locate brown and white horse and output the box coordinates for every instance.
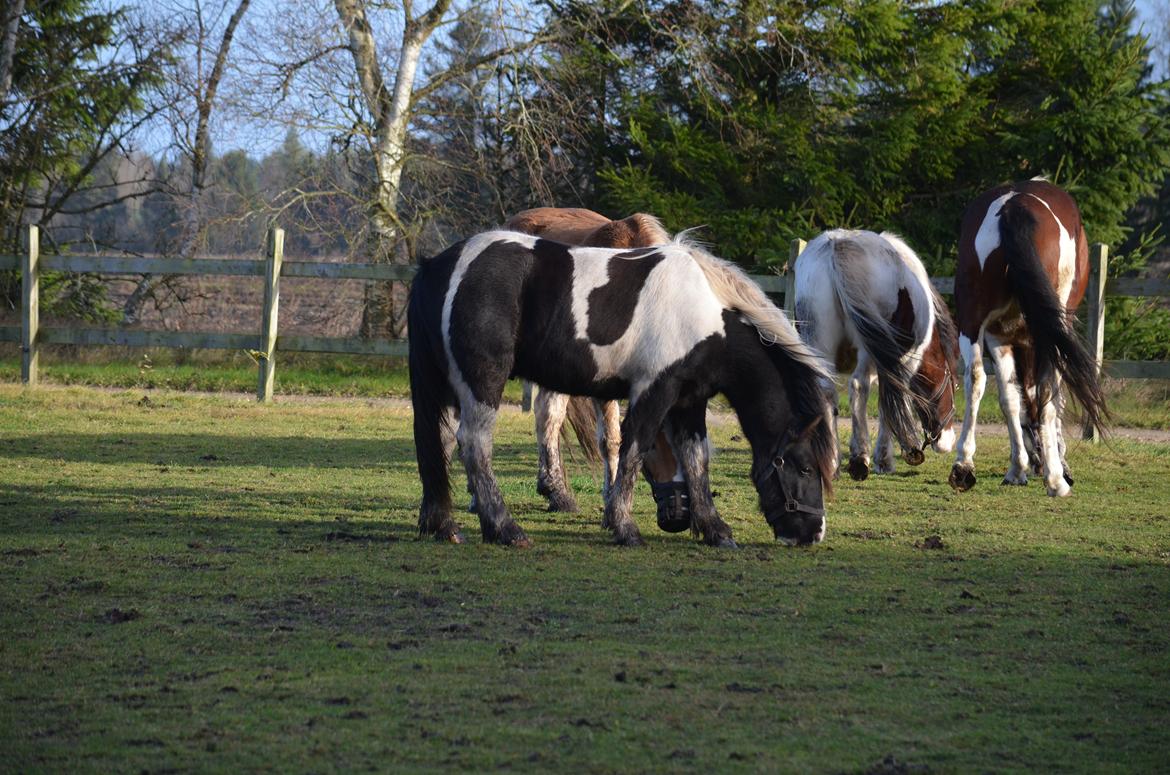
[503,208,690,530]
[795,230,958,480]
[949,179,1108,496]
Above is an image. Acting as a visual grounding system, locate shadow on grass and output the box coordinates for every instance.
[0,431,586,473]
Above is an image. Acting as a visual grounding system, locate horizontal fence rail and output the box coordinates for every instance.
[1,229,1167,406]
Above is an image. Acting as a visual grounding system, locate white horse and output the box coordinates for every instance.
[795,230,958,479]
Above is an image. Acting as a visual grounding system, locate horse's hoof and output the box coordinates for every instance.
[1047,480,1072,498]
[485,522,531,547]
[546,492,580,513]
[847,457,870,481]
[434,526,465,544]
[949,463,976,492]
[904,448,926,467]
[1000,477,1027,486]
[613,526,645,547]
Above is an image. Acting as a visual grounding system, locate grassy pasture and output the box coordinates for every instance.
[1,384,1168,772]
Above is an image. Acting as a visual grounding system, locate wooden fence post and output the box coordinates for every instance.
[258,227,284,402]
[1083,242,1108,442]
[785,238,806,320]
[21,224,39,386]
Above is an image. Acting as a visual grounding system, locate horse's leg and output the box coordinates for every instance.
[598,399,622,500]
[873,410,897,474]
[535,388,579,513]
[1038,374,1072,497]
[603,393,677,547]
[457,398,531,547]
[1054,389,1073,487]
[415,400,464,543]
[847,354,875,480]
[986,335,1030,485]
[665,403,735,547]
[950,333,986,491]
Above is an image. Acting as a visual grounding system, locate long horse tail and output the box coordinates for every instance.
[686,241,837,487]
[407,265,454,527]
[998,201,1109,437]
[826,235,926,453]
[564,396,602,462]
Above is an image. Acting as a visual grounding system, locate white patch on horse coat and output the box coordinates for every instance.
[1021,193,1077,304]
[568,244,726,400]
[796,230,934,372]
[974,192,1018,270]
[441,231,539,400]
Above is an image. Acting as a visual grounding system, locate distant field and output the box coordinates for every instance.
[1,385,1167,772]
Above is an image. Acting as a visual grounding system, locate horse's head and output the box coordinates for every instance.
[753,415,831,546]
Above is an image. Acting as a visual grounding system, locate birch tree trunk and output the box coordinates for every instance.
[334,0,451,338]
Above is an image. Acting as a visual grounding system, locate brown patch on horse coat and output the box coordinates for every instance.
[955,180,1088,343]
[888,287,917,352]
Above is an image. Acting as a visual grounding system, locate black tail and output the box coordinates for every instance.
[850,311,925,454]
[408,275,454,530]
[998,202,1109,436]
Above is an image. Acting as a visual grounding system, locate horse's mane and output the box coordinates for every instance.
[679,234,832,383]
[587,213,671,248]
[930,284,959,376]
[680,234,836,486]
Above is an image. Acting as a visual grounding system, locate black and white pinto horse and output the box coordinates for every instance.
[795,230,959,480]
[408,230,836,548]
[949,179,1108,496]
[502,207,689,531]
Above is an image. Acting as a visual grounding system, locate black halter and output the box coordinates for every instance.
[753,440,826,519]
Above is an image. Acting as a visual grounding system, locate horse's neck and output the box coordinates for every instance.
[721,331,793,468]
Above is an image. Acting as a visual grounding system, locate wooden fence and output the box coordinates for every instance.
[3,226,1168,408]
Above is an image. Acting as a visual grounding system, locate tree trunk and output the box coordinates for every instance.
[0,0,24,105]
[335,0,450,339]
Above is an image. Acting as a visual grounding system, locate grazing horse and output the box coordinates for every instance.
[503,207,690,532]
[949,179,1108,496]
[795,230,959,480]
[408,231,836,548]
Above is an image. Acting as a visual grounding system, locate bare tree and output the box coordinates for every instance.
[122,0,253,325]
[242,0,550,336]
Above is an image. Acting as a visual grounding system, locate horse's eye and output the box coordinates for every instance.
[800,466,813,476]
[775,456,785,468]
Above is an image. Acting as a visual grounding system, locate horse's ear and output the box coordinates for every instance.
[797,413,824,441]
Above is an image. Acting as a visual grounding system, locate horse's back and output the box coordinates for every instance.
[504,207,613,245]
[505,207,671,250]
[956,180,1088,338]
[796,230,933,355]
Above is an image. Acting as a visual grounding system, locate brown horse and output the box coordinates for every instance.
[503,207,689,531]
[949,179,1108,496]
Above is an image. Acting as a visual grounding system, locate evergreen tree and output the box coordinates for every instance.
[548,0,1170,273]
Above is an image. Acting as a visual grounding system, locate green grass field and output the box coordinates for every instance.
[2,347,1168,428]
[1,383,1168,772]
